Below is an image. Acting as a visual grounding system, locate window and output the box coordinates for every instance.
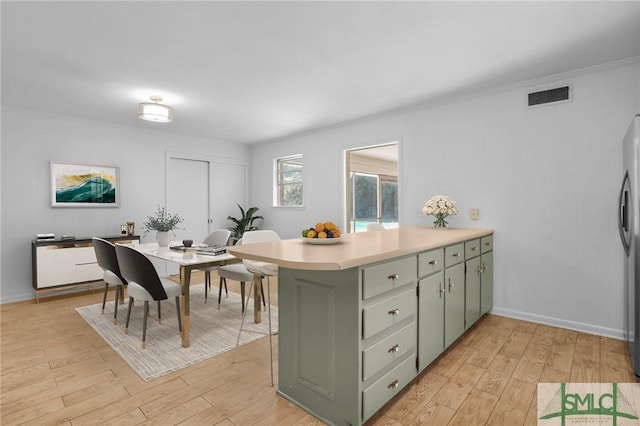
[275,155,303,207]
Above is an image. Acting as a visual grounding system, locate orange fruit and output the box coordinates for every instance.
[332,228,341,238]
[318,231,328,238]
[314,222,325,233]
[324,221,337,231]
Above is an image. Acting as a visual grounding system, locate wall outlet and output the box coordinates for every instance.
[470,208,479,220]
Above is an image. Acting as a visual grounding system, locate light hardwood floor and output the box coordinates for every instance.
[1,273,635,425]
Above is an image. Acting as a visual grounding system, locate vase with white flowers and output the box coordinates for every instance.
[142,205,183,247]
[422,195,459,228]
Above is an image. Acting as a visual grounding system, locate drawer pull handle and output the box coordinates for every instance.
[484,242,491,246]
[428,260,438,265]
[388,344,400,353]
[471,247,477,251]
[439,283,445,298]
[448,278,454,291]
[387,380,399,390]
[388,273,399,281]
[452,252,461,257]
[388,308,400,316]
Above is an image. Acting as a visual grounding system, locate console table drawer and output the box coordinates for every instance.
[363,353,417,421]
[362,321,416,381]
[363,288,416,339]
[362,256,417,300]
[418,248,443,277]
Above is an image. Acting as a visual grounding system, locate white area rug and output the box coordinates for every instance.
[76,283,277,382]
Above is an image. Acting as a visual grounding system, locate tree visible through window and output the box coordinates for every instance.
[275,155,303,206]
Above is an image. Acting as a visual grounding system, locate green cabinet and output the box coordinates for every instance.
[277,233,493,426]
[480,250,494,315]
[444,262,465,348]
[418,271,444,371]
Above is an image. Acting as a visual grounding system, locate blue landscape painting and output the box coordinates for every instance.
[52,163,118,206]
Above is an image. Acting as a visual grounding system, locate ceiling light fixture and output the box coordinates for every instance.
[138,96,174,123]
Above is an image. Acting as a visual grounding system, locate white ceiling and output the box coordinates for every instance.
[2,1,639,144]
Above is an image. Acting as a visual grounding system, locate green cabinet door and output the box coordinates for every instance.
[418,271,444,371]
[480,251,494,315]
[444,262,465,348]
[465,256,481,329]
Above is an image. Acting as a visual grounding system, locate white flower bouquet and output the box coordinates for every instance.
[422,195,459,228]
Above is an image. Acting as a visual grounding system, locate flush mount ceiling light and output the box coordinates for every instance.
[138,96,174,123]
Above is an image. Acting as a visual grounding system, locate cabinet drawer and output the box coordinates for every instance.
[363,288,416,339]
[418,248,443,277]
[444,243,464,267]
[481,235,493,253]
[362,256,417,300]
[75,263,103,283]
[363,321,416,381]
[465,239,480,259]
[363,354,417,421]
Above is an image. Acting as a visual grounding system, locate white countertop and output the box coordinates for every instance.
[228,226,493,271]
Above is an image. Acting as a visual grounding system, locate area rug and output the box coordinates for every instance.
[76,284,278,381]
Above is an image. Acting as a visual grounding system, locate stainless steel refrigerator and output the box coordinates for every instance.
[621,114,640,378]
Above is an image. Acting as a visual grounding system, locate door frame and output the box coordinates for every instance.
[344,141,399,233]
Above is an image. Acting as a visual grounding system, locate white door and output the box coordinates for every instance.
[168,157,210,243]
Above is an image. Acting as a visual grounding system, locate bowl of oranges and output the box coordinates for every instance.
[301,221,342,244]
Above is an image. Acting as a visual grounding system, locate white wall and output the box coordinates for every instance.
[1,107,250,303]
[249,60,640,338]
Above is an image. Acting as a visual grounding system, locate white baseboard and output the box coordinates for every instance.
[490,306,625,341]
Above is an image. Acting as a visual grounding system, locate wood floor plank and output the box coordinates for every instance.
[487,378,536,426]
[499,331,534,360]
[406,400,456,425]
[382,371,448,423]
[475,354,519,396]
[448,388,499,426]
[432,362,485,410]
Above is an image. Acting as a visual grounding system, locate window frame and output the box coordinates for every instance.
[273,154,304,207]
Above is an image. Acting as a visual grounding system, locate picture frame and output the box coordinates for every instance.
[50,162,119,207]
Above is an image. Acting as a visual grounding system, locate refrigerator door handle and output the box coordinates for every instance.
[619,171,631,256]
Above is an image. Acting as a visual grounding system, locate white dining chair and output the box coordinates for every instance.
[200,229,231,303]
[216,238,265,314]
[233,229,280,386]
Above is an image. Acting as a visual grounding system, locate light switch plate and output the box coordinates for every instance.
[470,208,479,220]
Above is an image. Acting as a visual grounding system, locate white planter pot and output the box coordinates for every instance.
[156,231,171,247]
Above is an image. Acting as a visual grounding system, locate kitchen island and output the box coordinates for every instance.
[228,226,494,426]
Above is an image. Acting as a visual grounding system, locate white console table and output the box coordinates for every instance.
[31,235,139,302]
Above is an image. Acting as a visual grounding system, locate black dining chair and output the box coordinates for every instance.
[92,237,128,323]
[115,244,182,349]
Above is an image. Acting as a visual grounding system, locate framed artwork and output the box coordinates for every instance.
[50,162,119,207]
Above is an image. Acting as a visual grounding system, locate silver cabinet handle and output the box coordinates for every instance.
[484,242,491,246]
[388,308,400,316]
[439,283,445,298]
[471,246,478,251]
[387,380,399,389]
[388,344,400,353]
[452,252,461,257]
[448,278,454,291]
[388,273,399,281]
[428,260,438,265]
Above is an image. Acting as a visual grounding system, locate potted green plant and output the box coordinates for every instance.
[227,204,263,245]
[142,205,183,247]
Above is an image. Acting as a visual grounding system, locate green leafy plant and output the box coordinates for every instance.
[142,205,183,235]
[227,204,264,245]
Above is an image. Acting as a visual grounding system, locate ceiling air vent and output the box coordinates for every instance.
[528,85,571,107]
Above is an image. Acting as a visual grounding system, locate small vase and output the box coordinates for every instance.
[433,214,448,229]
[156,231,171,247]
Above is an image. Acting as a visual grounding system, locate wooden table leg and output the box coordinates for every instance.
[181,266,191,348]
[253,272,262,323]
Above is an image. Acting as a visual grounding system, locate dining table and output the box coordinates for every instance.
[130,242,262,348]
